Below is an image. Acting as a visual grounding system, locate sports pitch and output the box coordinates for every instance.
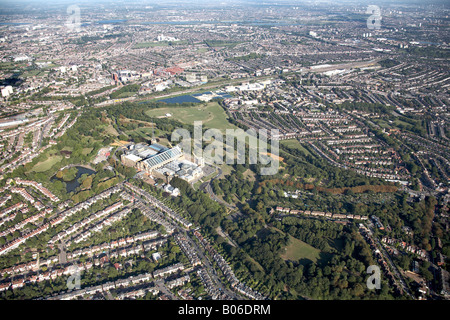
[145,101,238,131]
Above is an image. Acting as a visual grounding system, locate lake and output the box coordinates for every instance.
[159,95,201,104]
[96,19,127,24]
[52,166,96,193]
[140,91,232,105]
[139,20,302,26]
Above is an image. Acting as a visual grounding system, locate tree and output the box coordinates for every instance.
[397,255,411,270]
[420,267,433,282]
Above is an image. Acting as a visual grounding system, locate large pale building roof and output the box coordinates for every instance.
[143,146,182,170]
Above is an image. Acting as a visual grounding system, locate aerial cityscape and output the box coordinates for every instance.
[0,0,449,305]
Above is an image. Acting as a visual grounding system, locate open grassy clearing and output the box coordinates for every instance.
[145,101,238,131]
[280,234,321,264]
[152,136,172,148]
[105,124,119,136]
[126,127,159,141]
[219,163,233,176]
[280,139,312,156]
[119,117,155,126]
[22,70,46,77]
[115,91,136,99]
[373,119,391,129]
[82,147,93,155]
[30,155,63,173]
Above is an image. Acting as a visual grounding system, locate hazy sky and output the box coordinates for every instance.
[0,0,448,11]
[0,0,445,4]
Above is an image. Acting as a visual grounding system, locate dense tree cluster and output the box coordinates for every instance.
[109,84,140,99]
[280,217,345,252]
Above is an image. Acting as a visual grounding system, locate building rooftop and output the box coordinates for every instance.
[148,144,169,153]
[143,146,182,169]
[123,154,142,163]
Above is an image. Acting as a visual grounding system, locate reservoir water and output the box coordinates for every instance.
[159,95,201,104]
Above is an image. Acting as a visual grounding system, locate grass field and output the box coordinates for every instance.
[218,163,233,179]
[193,180,203,190]
[82,147,93,156]
[145,101,238,131]
[280,139,311,156]
[373,119,391,129]
[31,155,63,172]
[394,119,413,128]
[132,40,188,49]
[22,70,46,77]
[119,117,155,127]
[105,124,119,137]
[153,137,172,147]
[133,127,155,139]
[280,234,321,264]
[115,91,136,99]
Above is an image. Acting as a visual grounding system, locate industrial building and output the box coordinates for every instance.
[121,143,204,183]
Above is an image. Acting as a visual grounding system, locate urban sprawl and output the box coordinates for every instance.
[0,0,449,301]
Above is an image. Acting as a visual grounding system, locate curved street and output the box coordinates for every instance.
[199,166,237,211]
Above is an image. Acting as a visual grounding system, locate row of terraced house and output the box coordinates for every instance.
[0,186,122,256]
[274,206,369,221]
[49,201,124,244]
[0,236,168,292]
[14,178,59,202]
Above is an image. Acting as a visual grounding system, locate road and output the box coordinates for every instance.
[96,58,380,108]
[199,165,237,211]
[216,226,238,248]
[180,228,239,299]
[58,241,67,264]
[95,74,276,107]
[154,279,177,300]
[367,224,414,298]
[105,290,114,300]
[128,186,238,299]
